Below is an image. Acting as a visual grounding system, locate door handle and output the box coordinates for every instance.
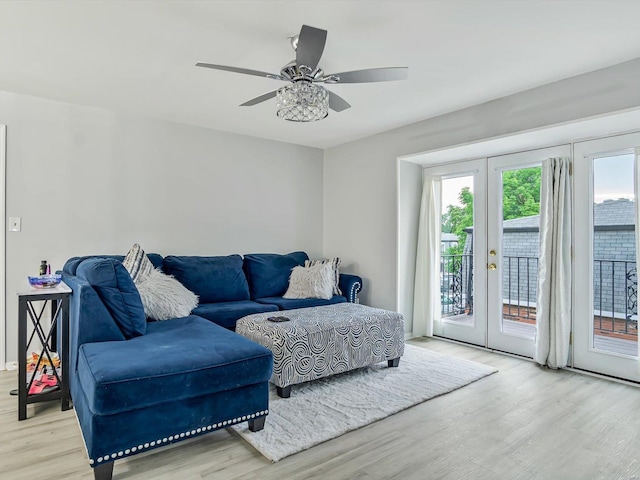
[488,263,497,270]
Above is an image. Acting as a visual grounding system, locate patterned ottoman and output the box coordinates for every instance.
[236,303,405,397]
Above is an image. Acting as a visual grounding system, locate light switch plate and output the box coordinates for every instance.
[9,217,21,232]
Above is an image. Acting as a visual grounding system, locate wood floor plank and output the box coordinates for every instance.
[2,338,640,479]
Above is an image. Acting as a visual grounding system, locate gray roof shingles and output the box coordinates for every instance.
[501,198,634,229]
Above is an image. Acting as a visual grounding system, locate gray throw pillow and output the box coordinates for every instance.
[136,268,199,321]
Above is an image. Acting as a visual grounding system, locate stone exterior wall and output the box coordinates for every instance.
[595,231,636,261]
[593,230,636,317]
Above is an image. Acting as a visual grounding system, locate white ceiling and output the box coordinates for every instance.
[1,1,640,149]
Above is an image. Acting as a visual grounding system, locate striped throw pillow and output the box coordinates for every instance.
[122,243,154,283]
[304,257,342,296]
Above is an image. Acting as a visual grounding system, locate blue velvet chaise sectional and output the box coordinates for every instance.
[61,251,362,479]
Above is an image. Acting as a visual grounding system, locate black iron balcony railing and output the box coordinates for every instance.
[440,255,638,334]
[503,256,538,322]
[440,254,473,316]
[594,260,637,334]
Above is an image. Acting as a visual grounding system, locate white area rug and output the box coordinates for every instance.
[232,344,497,462]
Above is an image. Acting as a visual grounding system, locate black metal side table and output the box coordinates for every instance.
[17,281,72,420]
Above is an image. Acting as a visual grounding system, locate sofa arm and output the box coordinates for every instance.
[339,274,362,303]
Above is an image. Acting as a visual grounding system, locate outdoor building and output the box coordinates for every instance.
[447,199,637,336]
[440,233,458,253]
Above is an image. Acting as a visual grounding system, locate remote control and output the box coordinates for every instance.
[267,316,290,322]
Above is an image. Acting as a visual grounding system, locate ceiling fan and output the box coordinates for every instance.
[196,25,408,122]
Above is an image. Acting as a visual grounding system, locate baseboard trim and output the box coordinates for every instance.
[564,366,640,388]
[413,334,537,363]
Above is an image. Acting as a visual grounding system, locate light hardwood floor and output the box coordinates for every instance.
[2,338,640,480]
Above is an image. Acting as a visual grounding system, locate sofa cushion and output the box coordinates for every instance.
[77,315,273,416]
[256,295,347,310]
[243,251,309,300]
[163,255,250,303]
[63,253,163,275]
[193,301,278,330]
[76,258,147,338]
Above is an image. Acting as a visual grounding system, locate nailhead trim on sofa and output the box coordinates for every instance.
[89,410,269,465]
[348,281,362,303]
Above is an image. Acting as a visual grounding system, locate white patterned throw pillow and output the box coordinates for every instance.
[305,257,342,295]
[122,243,154,283]
[283,263,334,300]
[135,268,199,321]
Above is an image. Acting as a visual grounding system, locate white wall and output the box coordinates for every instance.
[2,91,323,363]
[324,57,640,329]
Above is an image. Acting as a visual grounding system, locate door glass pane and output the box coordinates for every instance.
[592,154,638,356]
[500,166,541,338]
[440,176,474,326]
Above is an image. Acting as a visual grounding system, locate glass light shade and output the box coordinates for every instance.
[276,82,329,122]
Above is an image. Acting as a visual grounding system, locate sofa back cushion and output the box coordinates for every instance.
[163,254,250,303]
[243,251,309,300]
[63,253,163,275]
[76,258,147,338]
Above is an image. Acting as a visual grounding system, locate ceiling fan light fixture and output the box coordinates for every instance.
[196,25,407,120]
[276,82,329,122]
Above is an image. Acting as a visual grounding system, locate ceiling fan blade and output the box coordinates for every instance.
[328,91,351,112]
[296,25,327,70]
[239,90,278,107]
[196,63,284,80]
[325,67,408,84]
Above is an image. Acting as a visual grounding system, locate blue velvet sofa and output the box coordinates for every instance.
[63,258,273,480]
[63,251,363,330]
[61,251,363,479]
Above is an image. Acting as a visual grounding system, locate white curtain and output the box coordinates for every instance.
[535,157,572,368]
[634,148,640,360]
[413,176,442,337]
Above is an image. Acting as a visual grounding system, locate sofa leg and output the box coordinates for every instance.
[248,416,266,432]
[276,385,291,398]
[94,461,114,480]
[388,357,400,367]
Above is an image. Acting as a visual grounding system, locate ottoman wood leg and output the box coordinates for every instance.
[276,385,291,398]
[94,461,114,480]
[248,416,266,432]
[388,358,400,367]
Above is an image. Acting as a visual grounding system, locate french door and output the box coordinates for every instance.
[428,159,487,347]
[574,133,640,382]
[427,145,570,357]
[486,145,570,356]
[424,132,640,379]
